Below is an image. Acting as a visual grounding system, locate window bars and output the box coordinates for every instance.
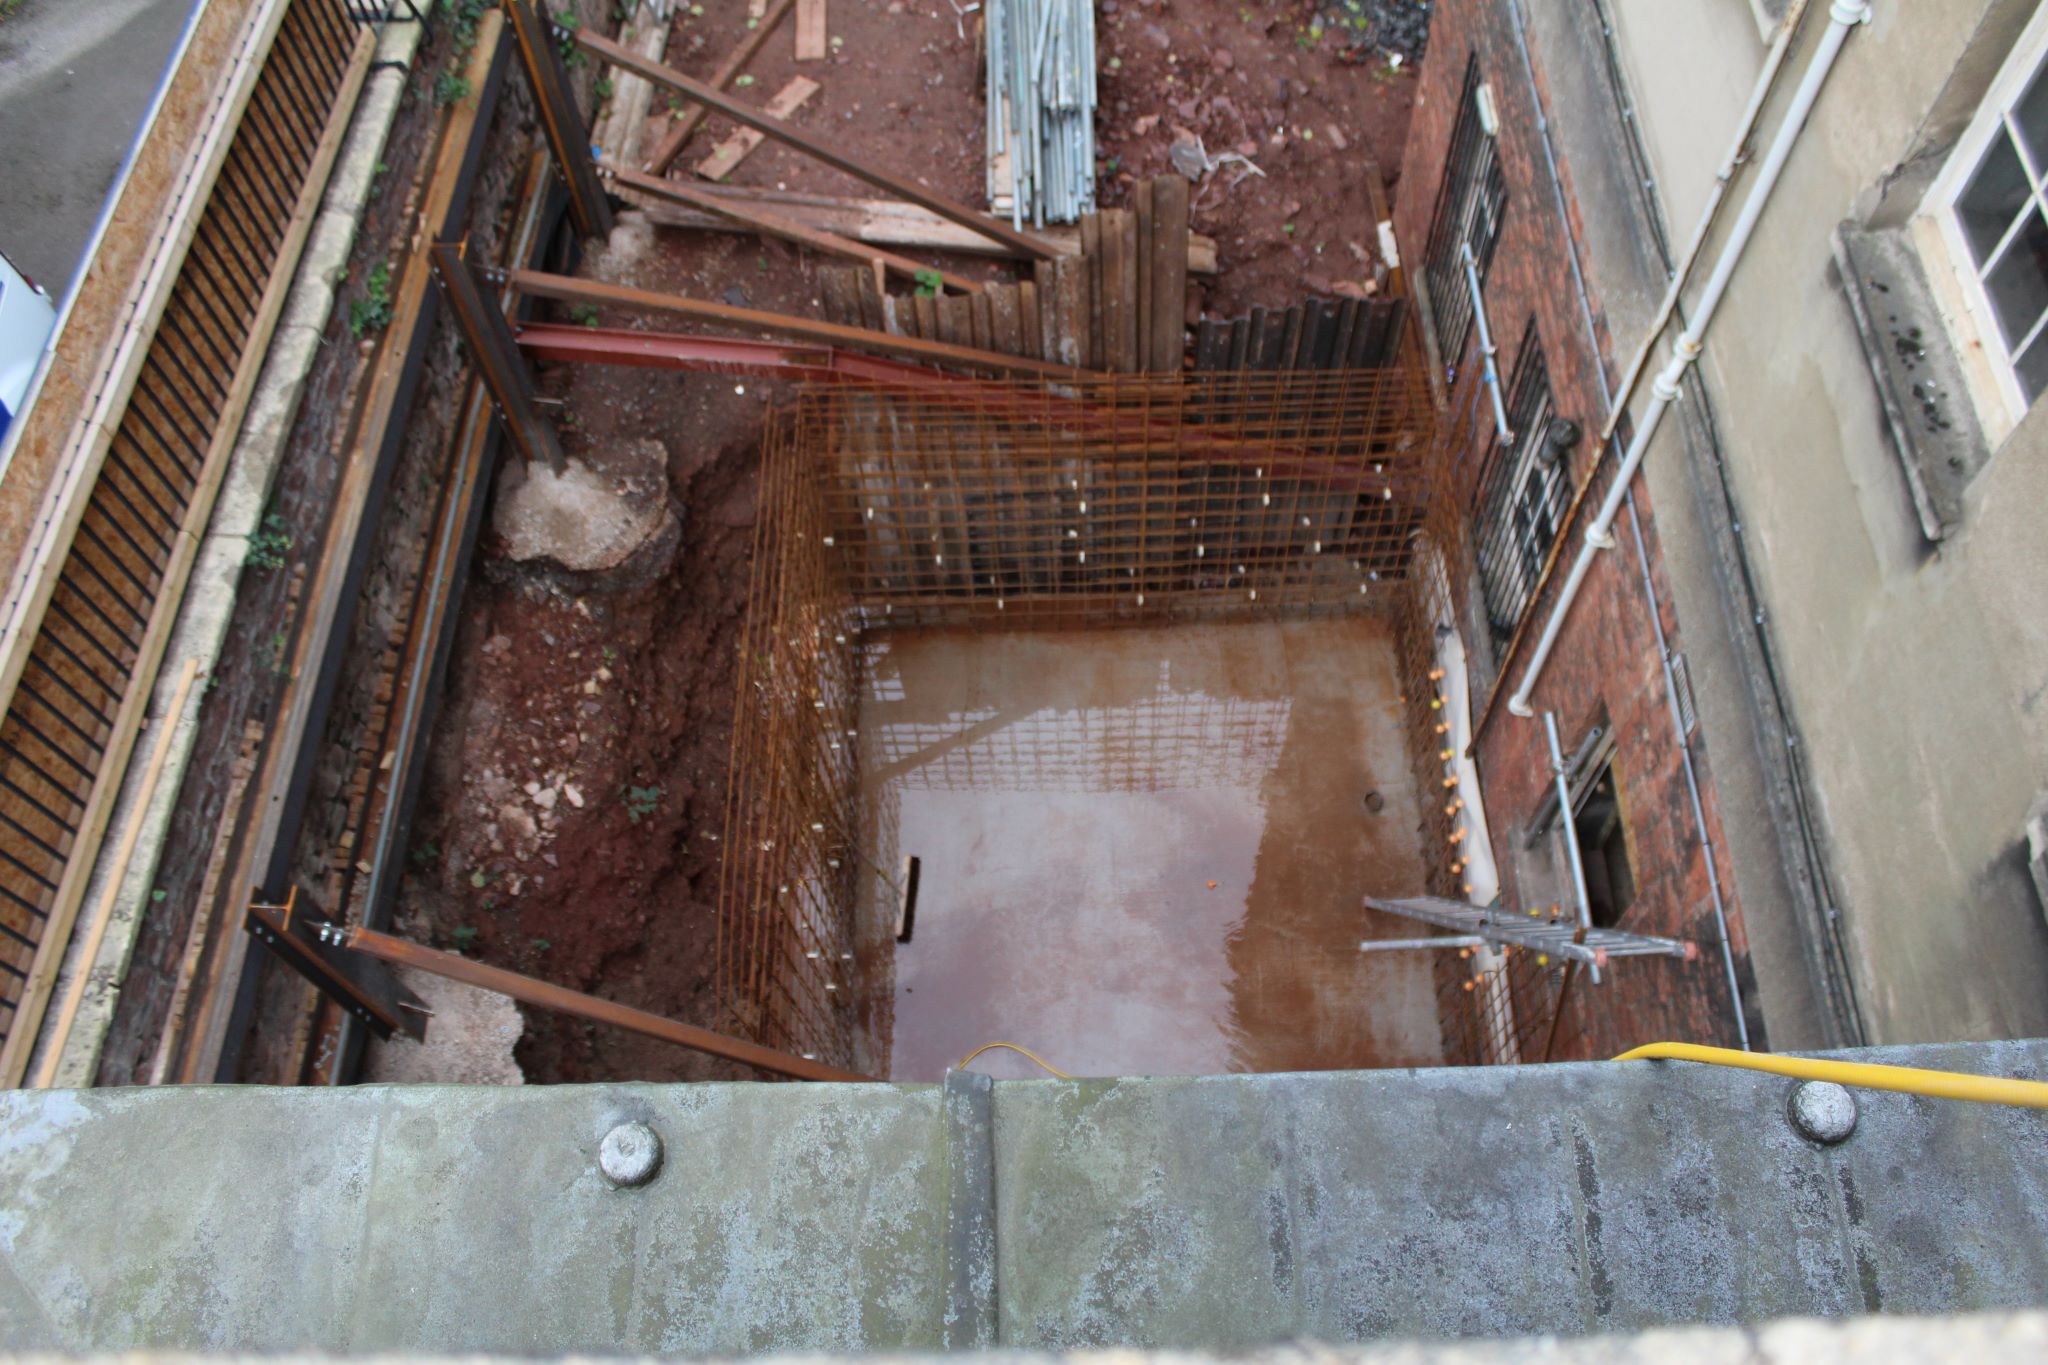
[1471,325,1569,651]
[1422,54,1508,380]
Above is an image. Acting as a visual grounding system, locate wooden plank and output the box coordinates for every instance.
[1017,280,1041,360]
[696,75,820,182]
[3,17,380,1084]
[644,0,797,173]
[1046,256,1088,369]
[934,292,971,347]
[1079,213,1103,374]
[1097,210,1126,374]
[505,0,611,237]
[968,292,993,351]
[579,28,1059,259]
[29,656,199,1087]
[1148,174,1189,373]
[631,185,1222,270]
[855,267,884,332]
[987,284,1022,357]
[1194,319,1228,372]
[819,266,859,327]
[795,0,827,61]
[608,163,980,293]
[1118,208,1144,374]
[1134,180,1154,373]
[913,290,939,341]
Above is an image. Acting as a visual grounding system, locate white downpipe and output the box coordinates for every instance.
[1507,0,1870,718]
[1462,241,1514,443]
[1596,0,1810,442]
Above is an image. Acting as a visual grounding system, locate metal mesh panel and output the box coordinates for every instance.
[717,367,1455,1068]
[1421,53,1508,378]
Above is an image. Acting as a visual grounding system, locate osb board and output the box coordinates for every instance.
[0,0,264,590]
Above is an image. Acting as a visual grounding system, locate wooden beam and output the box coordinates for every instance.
[643,0,796,173]
[603,162,980,293]
[625,184,1220,272]
[430,242,567,472]
[1148,173,1190,373]
[505,0,613,238]
[794,0,827,60]
[695,74,818,181]
[570,26,1060,259]
[346,925,871,1081]
[506,268,1089,378]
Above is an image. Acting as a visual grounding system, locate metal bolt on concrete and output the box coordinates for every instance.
[598,1121,664,1187]
[1789,1080,1858,1144]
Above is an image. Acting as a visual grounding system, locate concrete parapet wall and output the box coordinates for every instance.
[0,1041,2043,1353]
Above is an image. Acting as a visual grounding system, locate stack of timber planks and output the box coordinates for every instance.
[818,173,1193,372]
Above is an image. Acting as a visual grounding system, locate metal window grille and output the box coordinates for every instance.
[1422,55,1508,379]
[1471,325,1565,649]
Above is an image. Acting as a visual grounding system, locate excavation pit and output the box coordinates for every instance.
[851,618,1439,1080]
[715,371,1462,1075]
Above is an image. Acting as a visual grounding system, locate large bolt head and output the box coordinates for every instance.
[1788,1080,1857,1145]
[599,1121,664,1187]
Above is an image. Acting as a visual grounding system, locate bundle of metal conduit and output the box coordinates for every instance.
[985,0,1097,227]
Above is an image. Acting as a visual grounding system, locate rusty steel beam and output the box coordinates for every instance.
[431,242,568,472]
[643,0,797,174]
[506,268,1081,377]
[506,0,614,239]
[515,317,1410,491]
[602,162,983,294]
[346,925,872,1082]
[514,322,949,383]
[566,26,1059,261]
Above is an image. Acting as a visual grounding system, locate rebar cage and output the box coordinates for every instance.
[717,368,1460,1069]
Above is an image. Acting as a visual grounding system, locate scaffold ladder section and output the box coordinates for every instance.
[1364,896,1695,985]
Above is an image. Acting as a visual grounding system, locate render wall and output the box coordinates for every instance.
[1391,0,1760,1055]
[1590,0,2048,1045]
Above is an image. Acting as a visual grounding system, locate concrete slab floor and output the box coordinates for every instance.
[853,616,1440,1081]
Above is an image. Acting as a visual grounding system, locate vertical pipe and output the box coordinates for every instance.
[1544,710,1594,928]
[1506,0,1870,718]
[1462,241,1513,442]
[1626,492,1750,1049]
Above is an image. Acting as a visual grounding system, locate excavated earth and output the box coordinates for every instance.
[398,0,1419,1082]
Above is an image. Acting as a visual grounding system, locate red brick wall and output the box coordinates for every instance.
[1392,0,1759,1054]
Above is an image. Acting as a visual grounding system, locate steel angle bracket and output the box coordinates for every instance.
[245,886,428,1041]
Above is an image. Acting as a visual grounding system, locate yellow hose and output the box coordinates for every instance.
[956,1041,1073,1079]
[1615,1041,2048,1110]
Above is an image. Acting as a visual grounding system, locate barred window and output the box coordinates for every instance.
[1422,55,1508,378]
[1471,325,1572,650]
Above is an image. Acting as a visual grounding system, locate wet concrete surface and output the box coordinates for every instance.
[855,616,1440,1081]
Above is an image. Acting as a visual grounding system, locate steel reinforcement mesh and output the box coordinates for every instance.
[717,369,1460,1069]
